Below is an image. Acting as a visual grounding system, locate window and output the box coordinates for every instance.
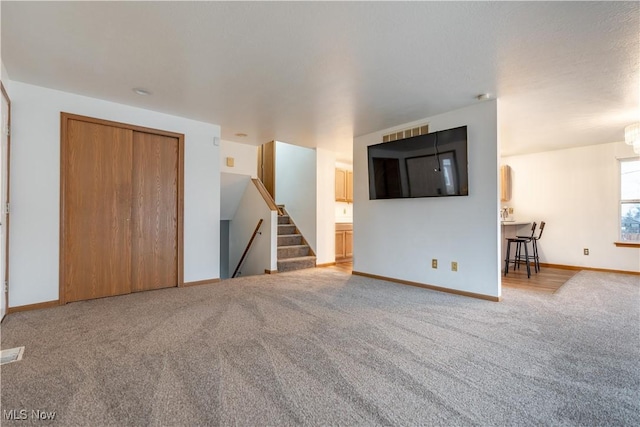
[620,158,640,242]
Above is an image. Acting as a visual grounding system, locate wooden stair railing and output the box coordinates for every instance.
[232,219,264,278]
[252,178,282,214]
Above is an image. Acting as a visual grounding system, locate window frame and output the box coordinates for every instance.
[617,157,640,246]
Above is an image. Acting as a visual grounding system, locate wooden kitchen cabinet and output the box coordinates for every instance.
[336,223,353,261]
[500,165,511,202]
[335,169,346,201]
[335,168,353,202]
[345,229,353,258]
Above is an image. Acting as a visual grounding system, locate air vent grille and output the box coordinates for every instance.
[382,124,429,143]
[1,347,24,365]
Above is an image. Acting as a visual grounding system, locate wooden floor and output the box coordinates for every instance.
[327,262,577,294]
[501,266,577,293]
[331,261,354,274]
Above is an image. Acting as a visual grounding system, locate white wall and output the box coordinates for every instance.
[1,62,10,91]
[220,140,257,177]
[275,141,317,252]
[220,173,251,220]
[8,81,221,307]
[335,203,353,223]
[229,182,277,276]
[353,101,500,298]
[316,147,336,265]
[502,142,639,273]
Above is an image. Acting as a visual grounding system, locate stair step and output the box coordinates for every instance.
[278,215,291,225]
[278,244,310,259]
[277,256,316,272]
[278,224,297,235]
[278,234,303,246]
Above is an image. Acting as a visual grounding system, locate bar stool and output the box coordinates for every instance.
[524,221,545,273]
[504,222,536,278]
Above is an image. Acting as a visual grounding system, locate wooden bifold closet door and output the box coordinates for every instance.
[61,114,183,303]
[131,131,178,293]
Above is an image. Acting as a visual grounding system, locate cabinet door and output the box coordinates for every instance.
[63,119,133,303]
[335,230,345,259]
[335,169,346,201]
[346,171,353,202]
[345,230,353,258]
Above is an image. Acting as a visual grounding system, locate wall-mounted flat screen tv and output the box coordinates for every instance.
[367,126,468,200]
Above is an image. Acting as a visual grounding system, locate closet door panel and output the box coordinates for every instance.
[63,120,133,302]
[131,132,178,291]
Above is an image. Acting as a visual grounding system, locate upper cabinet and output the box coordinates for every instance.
[335,168,346,201]
[335,168,353,203]
[500,165,511,202]
[346,170,353,202]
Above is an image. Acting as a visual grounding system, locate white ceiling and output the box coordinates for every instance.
[2,1,638,161]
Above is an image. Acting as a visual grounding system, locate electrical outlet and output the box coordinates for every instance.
[508,208,513,214]
[451,262,458,272]
[432,259,438,269]
[583,248,589,255]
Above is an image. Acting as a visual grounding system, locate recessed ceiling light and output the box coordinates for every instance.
[235,133,248,137]
[133,88,151,96]
[476,93,492,101]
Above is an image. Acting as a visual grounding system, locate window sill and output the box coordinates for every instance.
[614,242,640,248]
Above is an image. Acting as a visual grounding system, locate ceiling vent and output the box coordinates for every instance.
[382,124,429,143]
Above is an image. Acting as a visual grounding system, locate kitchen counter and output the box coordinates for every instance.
[501,220,531,226]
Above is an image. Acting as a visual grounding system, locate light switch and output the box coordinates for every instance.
[226,157,235,167]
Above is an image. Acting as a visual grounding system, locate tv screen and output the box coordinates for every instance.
[367,126,468,200]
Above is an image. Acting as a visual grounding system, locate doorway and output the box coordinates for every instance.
[1,83,11,319]
[257,141,275,199]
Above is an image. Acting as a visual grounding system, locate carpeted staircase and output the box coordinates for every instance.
[277,206,316,272]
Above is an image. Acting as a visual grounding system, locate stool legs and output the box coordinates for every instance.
[523,241,530,278]
[504,241,511,276]
[504,239,532,278]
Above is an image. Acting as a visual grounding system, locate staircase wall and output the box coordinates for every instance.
[220,172,251,220]
[274,141,317,252]
[229,181,277,277]
[220,220,230,279]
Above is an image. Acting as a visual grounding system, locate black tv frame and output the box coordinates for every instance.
[367,126,468,200]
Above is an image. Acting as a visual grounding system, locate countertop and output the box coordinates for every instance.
[501,220,530,226]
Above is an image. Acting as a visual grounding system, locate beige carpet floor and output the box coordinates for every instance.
[1,268,638,426]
